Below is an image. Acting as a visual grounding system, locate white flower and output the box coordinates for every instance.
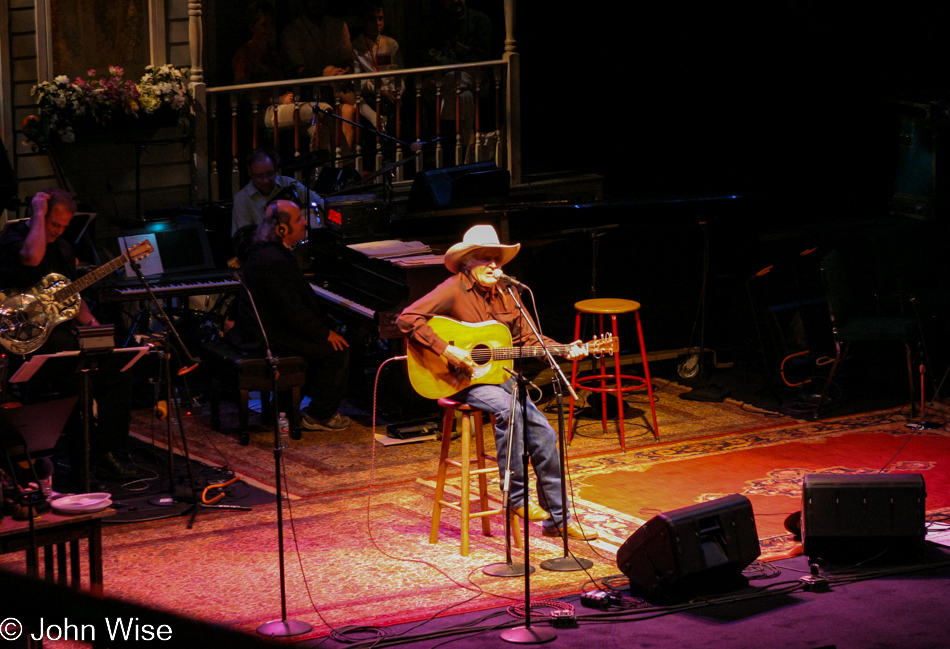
[54,75,69,85]
[60,126,75,143]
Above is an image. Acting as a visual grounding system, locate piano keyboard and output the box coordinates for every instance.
[94,270,241,302]
[310,283,376,320]
[116,277,239,297]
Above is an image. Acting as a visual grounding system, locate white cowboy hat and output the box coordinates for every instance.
[443,224,520,274]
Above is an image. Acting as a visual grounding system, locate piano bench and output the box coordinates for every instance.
[202,339,308,446]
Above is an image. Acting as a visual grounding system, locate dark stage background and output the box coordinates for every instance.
[518,3,950,207]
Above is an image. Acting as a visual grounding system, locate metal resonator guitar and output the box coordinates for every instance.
[0,240,153,354]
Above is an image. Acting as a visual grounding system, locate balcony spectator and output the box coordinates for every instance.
[427,0,492,162]
[281,0,358,157]
[351,2,404,135]
[232,2,316,151]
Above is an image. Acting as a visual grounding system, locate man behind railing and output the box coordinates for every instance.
[281,0,358,155]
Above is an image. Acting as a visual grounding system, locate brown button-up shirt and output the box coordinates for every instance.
[397,272,558,355]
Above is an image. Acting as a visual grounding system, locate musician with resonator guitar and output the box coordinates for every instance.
[397,225,602,541]
[0,189,143,489]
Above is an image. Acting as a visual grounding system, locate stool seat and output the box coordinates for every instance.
[575,298,640,315]
[202,339,307,446]
[430,399,521,556]
[437,398,478,410]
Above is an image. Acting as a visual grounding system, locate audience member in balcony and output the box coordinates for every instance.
[0,189,138,490]
[426,0,492,161]
[232,1,316,146]
[351,3,404,135]
[226,199,351,432]
[232,148,317,236]
[281,0,358,154]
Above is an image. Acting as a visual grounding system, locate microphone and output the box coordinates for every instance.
[492,268,527,289]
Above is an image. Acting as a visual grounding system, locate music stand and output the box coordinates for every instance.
[0,396,77,574]
[0,397,77,459]
[9,346,148,493]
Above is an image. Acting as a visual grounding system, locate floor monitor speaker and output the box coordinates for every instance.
[616,494,761,603]
[801,473,926,559]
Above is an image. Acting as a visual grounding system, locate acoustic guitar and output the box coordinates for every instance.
[406,315,619,400]
[0,240,154,354]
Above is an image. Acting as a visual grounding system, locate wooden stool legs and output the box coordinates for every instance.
[568,300,660,451]
[430,401,522,556]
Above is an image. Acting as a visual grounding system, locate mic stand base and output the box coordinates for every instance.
[501,626,557,645]
[483,562,534,578]
[257,619,313,638]
[540,555,592,572]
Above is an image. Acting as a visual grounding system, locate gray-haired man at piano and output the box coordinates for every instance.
[225,199,352,431]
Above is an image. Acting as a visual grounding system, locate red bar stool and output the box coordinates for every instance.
[430,398,522,556]
[568,298,659,451]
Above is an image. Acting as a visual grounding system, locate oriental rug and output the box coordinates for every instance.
[6,395,948,640]
[128,378,804,499]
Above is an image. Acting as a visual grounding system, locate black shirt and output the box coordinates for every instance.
[0,221,76,290]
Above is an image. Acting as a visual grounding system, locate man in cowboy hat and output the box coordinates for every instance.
[397,225,598,541]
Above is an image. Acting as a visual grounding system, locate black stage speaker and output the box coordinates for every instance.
[407,162,509,212]
[890,105,946,220]
[801,473,927,559]
[616,494,761,603]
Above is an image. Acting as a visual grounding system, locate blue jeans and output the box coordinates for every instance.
[456,379,569,530]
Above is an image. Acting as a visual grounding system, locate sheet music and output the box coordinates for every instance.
[8,346,150,383]
[347,240,432,259]
[391,254,445,267]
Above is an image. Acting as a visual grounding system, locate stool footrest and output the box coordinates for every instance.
[440,500,503,514]
[444,459,494,470]
[577,374,649,394]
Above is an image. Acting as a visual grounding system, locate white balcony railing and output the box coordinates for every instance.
[203,59,514,202]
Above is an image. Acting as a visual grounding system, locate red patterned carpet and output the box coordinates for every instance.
[4,391,949,641]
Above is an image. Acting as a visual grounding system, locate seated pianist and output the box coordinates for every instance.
[225,199,352,432]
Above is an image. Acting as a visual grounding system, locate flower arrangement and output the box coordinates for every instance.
[24,64,191,148]
[137,64,190,114]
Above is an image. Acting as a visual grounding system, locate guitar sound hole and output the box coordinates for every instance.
[470,344,492,366]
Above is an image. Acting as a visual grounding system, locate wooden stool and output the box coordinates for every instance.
[568,298,659,451]
[202,339,307,446]
[430,398,522,556]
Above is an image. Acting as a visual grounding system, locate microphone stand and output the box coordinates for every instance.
[905,296,941,430]
[129,262,249,528]
[502,282,592,573]
[232,270,312,637]
[499,362,555,645]
[483,370,535,579]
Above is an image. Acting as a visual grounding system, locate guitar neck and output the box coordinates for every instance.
[489,344,575,361]
[54,254,130,301]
